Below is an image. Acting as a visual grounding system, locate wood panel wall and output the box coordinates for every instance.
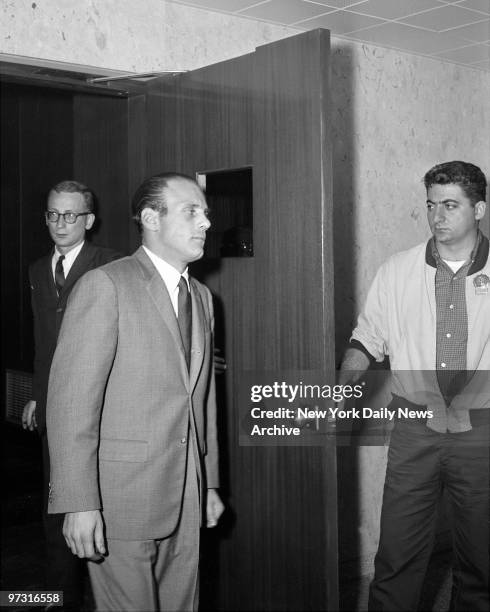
[1,84,139,387]
[145,29,337,611]
[73,93,138,255]
[1,84,73,373]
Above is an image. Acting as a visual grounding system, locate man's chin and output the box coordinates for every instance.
[433,231,452,243]
[190,247,205,261]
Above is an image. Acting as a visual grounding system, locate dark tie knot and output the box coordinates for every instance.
[178,276,189,295]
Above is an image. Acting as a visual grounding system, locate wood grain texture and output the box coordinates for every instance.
[250,28,337,611]
[73,94,131,254]
[1,85,73,372]
[1,86,22,374]
[127,94,147,252]
[146,29,336,611]
[145,52,254,176]
[3,86,142,379]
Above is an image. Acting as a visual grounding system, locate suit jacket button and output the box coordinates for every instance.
[56,308,63,313]
[181,437,187,444]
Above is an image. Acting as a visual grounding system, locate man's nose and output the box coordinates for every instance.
[56,215,66,228]
[433,204,445,223]
[199,214,211,230]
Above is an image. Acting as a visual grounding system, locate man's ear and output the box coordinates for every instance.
[474,200,486,222]
[85,213,96,231]
[140,207,161,232]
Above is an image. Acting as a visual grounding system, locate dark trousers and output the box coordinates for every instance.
[369,418,489,612]
[42,434,85,609]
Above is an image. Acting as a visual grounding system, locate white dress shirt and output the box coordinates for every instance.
[142,246,189,317]
[51,241,85,281]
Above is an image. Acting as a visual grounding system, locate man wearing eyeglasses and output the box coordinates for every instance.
[22,180,121,611]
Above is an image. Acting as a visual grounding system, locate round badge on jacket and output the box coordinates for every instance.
[473,273,490,295]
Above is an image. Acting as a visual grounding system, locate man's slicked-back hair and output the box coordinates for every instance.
[50,180,95,212]
[423,161,487,205]
[131,172,197,231]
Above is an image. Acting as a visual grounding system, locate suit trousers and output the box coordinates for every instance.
[42,434,85,609]
[368,417,489,612]
[88,439,200,612]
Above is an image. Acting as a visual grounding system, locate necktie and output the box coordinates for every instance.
[178,276,192,369]
[55,255,65,294]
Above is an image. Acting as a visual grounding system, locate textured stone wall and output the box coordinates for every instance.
[1,0,293,71]
[331,39,490,339]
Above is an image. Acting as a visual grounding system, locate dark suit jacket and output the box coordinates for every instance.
[29,241,121,433]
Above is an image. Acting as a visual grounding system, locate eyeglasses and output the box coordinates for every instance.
[45,211,91,224]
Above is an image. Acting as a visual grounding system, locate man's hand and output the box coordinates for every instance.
[206,488,225,527]
[63,510,106,560]
[22,400,37,431]
[213,348,227,375]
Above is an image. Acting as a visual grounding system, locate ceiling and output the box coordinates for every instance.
[168,0,490,71]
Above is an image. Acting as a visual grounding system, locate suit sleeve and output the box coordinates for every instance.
[29,265,43,404]
[47,268,118,514]
[203,288,219,489]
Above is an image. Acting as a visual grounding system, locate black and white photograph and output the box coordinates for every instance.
[1,1,489,611]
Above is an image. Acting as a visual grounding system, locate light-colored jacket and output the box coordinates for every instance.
[351,237,490,432]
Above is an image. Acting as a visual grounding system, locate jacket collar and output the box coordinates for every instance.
[425,231,488,275]
[47,241,97,300]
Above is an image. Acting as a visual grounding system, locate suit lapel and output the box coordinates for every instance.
[134,248,189,385]
[43,251,58,300]
[62,242,94,296]
[189,278,206,392]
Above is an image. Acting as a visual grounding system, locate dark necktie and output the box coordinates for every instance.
[55,255,65,294]
[178,276,192,369]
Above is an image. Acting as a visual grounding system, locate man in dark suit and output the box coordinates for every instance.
[22,180,121,610]
[47,173,224,611]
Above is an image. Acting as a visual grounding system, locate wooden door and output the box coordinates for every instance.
[145,29,337,611]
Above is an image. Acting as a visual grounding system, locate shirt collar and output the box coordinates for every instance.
[425,231,488,275]
[53,241,84,267]
[142,245,189,291]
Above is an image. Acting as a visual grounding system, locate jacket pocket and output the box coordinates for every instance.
[99,438,148,462]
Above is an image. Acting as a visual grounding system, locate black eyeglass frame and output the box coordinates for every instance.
[45,211,92,224]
